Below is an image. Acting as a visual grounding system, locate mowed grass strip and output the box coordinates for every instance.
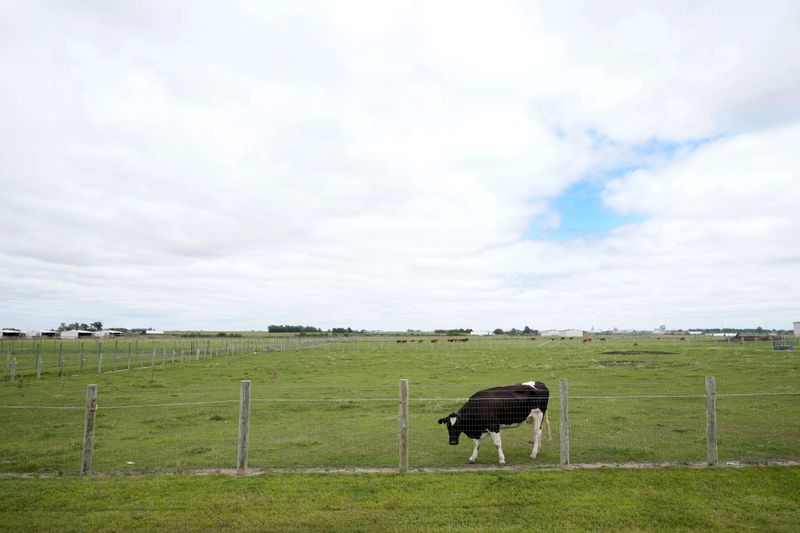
[0,467,798,532]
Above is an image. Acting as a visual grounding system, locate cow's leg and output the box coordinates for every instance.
[489,431,506,465]
[468,437,482,464]
[529,408,543,460]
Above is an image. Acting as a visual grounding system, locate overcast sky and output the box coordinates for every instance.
[2,1,799,332]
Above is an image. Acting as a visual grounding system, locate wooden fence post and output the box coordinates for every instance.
[560,378,570,466]
[35,344,41,379]
[79,343,84,372]
[81,384,98,475]
[399,379,409,472]
[237,380,252,475]
[9,357,16,382]
[58,345,64,377]
[97,353,103,374]
[705,376,718,466]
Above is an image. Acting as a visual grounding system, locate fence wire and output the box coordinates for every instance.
[247,397,398,469]
[570,396,706,463]
[717,392,800,462]
[0,405,84,473]
[92,401,239,472]
[0,382,799,474]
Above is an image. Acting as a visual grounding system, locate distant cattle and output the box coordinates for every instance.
[530,337,536,341]
[438,381,550,465]
[431,339,438,343]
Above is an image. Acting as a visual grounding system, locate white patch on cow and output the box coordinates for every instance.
[469,437,481,463]
[522,381,537,389]
[449,416,457,426]
[489,431,506,464]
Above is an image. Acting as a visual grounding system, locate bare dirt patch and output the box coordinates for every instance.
[598,360,662,367]
[602,350,675,355]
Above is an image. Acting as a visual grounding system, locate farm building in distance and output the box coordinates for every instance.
[794,321,800,338]
[60,330,93,339]
[0,329,22,338]
[146,330,164,335]
[540,329,586,337]
[24,330,56,337]
[92,330,123,338]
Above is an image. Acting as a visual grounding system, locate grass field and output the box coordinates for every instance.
[1,467,798,532]
[0,335,797,473]
[1,335,798,530]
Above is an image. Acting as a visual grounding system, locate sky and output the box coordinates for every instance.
[1,1,799,333]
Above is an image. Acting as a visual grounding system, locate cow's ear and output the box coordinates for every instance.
[437,417,447,425]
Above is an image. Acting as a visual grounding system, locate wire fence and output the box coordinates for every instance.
[5,334,789,383]
[0,377,797,474]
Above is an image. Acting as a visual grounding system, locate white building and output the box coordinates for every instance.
[145,330,164,335]
[541,329,586,337]
[0,329,22,338]
[92,330,123,338]
[794,321,800,338]
[60,330,93,339]
[24,330,57,338]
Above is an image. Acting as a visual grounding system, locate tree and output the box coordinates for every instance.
[91,321,103,331]
[493,328,504,335]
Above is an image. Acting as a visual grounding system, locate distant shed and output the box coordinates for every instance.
[0,329,22,338]
[794,321,800,338]
[145,330,164,335]
[541,329,586,337]
[61,330,93,339]
[93,330,123,338]
[24,330,57,338]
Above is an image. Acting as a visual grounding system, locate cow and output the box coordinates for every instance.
[437,381,550,465]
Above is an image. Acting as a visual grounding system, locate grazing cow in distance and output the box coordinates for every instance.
[431,339,438,343]
[438,381,550,465]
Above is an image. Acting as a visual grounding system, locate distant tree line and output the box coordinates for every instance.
[57,321,104,332]
[268,325,322,333]
[434,328,473,335]
[493,326,539,336]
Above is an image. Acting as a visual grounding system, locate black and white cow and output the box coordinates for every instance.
[437,381,550,465]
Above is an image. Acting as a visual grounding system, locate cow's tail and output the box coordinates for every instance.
[544,410,551,440]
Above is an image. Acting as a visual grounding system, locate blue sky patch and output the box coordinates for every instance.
[524,180,643,242]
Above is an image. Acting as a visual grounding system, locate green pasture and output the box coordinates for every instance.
[0,336,798,474]
[1,467,798,532]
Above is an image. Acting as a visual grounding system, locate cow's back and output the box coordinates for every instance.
[457,382,549,437]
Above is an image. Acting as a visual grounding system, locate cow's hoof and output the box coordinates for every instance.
[499,461,506,466]
[468,459,475,464]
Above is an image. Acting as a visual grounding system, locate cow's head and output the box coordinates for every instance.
[437,412,461,445]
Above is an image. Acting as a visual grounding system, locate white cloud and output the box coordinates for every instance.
[1,1,799,331]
